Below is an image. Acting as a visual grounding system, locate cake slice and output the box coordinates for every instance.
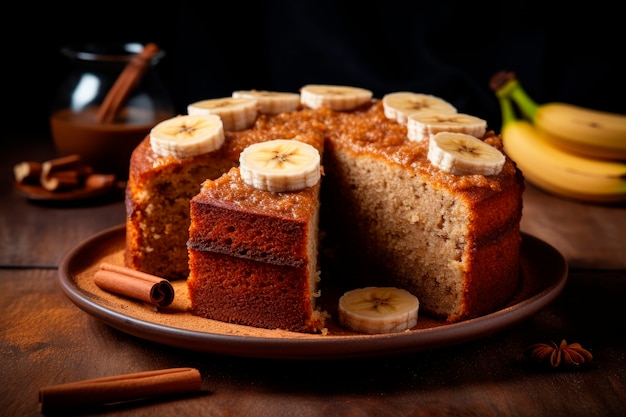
[187,138,327,333]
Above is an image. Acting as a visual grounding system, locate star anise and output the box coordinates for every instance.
[524,339,593,368]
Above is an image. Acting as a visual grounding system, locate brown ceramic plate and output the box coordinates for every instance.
[58,224,567,360]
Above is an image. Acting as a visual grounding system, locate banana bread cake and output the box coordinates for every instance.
[125,86,524,333]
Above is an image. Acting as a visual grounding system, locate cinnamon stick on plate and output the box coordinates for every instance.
[94,262,175,307]
[39,154,92,191]
[40,154,83,176]
[13,161,42,184]
[39,367,202,414]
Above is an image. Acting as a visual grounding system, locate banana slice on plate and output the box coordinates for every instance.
[382,92,457,124]
[338,287,420,334]
[300,85,373,111]
[232,90,301,114]
[187,97,258,131]
[150,114,225,159]
[239,139,321,192]
[427,132,505,176]
[407,113,487,142]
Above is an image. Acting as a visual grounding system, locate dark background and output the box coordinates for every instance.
[5,0,624,137]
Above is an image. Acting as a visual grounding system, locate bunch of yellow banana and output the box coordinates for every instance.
[493,71,626,161]
[495,75,626,203]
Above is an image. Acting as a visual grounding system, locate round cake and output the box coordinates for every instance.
[124,86,524,333]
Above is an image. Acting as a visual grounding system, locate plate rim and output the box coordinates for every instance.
[14,180,120,201]
[57,224,568,360]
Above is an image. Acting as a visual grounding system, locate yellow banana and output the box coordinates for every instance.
[498,95,626,203]
[492,71,626,161]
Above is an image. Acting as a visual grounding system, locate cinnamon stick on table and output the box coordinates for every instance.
[39,367,202,415]
[94,262,175,307]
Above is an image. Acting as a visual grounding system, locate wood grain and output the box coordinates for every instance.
[1,268,624,416]
[1,136,625,417]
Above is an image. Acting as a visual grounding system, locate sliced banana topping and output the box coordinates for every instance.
[187,97,258,131]
[239,139,321,193]
[338,287,419,334]
[150,114,225,159]
[232,90,301,114]
[300,84,373,111]
[427,132,505,176]
[382,92,457,124]
[407,113,487,142]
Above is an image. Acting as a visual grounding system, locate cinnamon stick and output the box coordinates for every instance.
[39,155,94,191]
[13,161,42,184]
[96,43,160,124]
[40,170,82,191]
[40,154,82,177]
[39,367,202,414]
[94,262,175,307]
[14,155,117,194]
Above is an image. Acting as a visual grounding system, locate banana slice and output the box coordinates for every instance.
[300,84,373,111]
[407,113,487,142]
[232,90,301,114]
[187,97,258,131]
[150,114,225,159]
[338,287,419,334]
[239,139,321,192]
[427,132,505,176]
[382,92,457,124]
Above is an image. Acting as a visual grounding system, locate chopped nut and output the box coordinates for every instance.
[524,339,593,368]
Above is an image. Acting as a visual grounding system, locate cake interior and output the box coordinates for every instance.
[319,102,523,322]
[125,157,233,280]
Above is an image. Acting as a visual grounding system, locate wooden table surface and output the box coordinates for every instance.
[2,136,625,417]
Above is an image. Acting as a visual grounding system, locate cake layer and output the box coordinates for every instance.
[187,249,324,333]
[188,168,319,267]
